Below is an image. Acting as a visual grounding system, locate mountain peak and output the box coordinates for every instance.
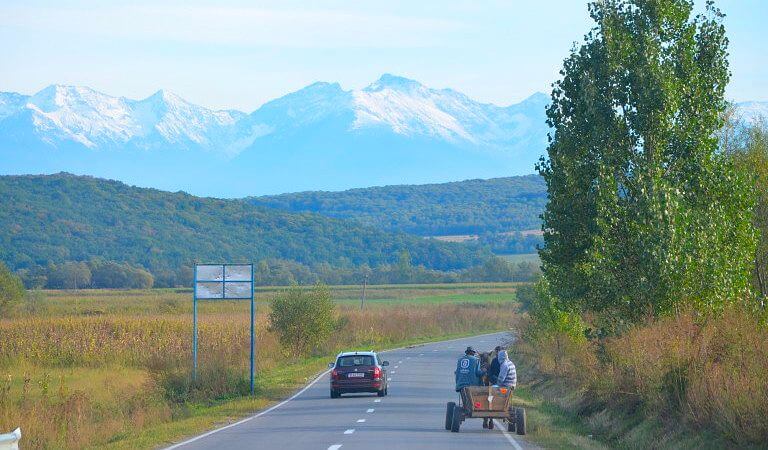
[146,89,188,106]
[364,74,423,92]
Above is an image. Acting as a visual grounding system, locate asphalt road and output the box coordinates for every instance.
[166,332,536,450]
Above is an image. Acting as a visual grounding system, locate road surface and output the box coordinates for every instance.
[165,332,535,450]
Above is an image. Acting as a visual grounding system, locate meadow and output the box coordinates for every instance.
[0,283,521,449]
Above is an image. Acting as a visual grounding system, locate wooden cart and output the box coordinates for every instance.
[445,386,526,434]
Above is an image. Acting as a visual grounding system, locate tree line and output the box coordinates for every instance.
[248,174,546,236]
[13,253,541,290]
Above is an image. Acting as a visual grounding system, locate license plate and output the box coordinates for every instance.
[347,372,365,378]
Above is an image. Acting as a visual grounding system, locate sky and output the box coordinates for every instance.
[0,0,765,112]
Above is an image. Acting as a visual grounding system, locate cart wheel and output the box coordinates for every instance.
[488,418,495,430]
[445,402,455,430]
[515,407,527,435]
[507,407,516,432]
[450,404,463,432]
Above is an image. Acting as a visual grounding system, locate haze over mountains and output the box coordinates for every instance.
[2,75,764,197]
[0,75,552,197]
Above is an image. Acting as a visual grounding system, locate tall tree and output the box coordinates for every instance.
[726,117,768,305]
[538,0,756,322]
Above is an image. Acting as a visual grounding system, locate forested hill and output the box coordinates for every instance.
[248,174,546,236]
[0,173,489,281]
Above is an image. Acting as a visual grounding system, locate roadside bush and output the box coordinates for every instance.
[0,263,24,317]
[516,306,768,447]
[268,284,336,357]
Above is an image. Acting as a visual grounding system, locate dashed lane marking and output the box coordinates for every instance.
[357,419,366,423]
[374,399,381,403]
[367,408,375,413]
[344,429,355,435]
[328,445,343,450]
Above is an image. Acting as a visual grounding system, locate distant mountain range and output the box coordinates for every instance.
[1,76,764,197]
[0,75,551,196]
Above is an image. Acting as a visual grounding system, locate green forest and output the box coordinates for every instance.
[248,174,546,236]
[0,173,498,287]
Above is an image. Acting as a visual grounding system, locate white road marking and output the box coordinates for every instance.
[374,399,381,403]
[419,353,424,356]
[433,349,438,352]
[394,365,399,369]
[367,408,375,413]
[344,429,355,435]
[328,445,343,450]
[493,420,524,450]
[397,361,402,364]
[357,419,366,423]
[390,371,396,374]
[165,331,508,449]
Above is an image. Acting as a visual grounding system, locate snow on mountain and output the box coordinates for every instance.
[3,75,761,196]
[0,92,29,121]
[0,84,245,151]
[352,74,475,142]
[737,101,768,123]
[0,76,546,156]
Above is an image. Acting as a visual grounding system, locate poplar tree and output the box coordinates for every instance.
[538,0,756,323]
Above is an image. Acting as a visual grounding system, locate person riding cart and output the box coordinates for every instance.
[446,346,526,434]
[495,350,517,388]
[454,346,485,391]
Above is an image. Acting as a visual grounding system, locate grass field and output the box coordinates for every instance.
[499,253,540,264]
[0,283,522,449]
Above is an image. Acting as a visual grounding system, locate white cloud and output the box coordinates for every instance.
[0,5,464,48]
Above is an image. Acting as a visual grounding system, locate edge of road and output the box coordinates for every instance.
[163,330,514,450]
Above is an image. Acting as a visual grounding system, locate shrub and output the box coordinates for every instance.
[0,263,24,317]
[268,284,336,357]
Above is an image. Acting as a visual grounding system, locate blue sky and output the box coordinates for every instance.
[0,0,765,111]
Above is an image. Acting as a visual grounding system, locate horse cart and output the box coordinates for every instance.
[445,386,526,434]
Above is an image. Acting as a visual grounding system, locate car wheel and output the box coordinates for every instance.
[377,389,385,397]
[330,389,340,399]
[445,402,455,430]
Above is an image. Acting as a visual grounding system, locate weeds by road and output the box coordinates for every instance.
[0,284,520,449]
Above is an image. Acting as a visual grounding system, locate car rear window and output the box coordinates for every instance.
[337,355,374,367]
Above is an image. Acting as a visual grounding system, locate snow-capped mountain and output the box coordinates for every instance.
[0,75,553,196]
[737,101,768,123]
[1,85,246,152]
[1,74,760,197]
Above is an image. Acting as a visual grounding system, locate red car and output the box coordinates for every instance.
[329,351,389,398]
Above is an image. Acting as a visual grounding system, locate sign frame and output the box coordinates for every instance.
[193,263,256,395]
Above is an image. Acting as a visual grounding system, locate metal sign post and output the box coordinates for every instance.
[193,263,255,395]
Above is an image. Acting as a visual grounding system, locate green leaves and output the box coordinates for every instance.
[268,284,337,357]
[539,0,756,321]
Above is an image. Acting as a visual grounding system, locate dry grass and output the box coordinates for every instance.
[514,307,768,447]
[0,286,518,449]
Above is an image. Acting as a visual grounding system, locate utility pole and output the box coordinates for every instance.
[360,273,369,310]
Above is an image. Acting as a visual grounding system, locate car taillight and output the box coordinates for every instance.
[331,369,338,380]
[373,366,381,380]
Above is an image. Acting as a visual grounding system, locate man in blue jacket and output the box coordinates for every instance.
[454,346,485,392]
